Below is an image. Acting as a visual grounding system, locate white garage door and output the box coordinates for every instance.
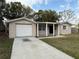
[16,25,32,37]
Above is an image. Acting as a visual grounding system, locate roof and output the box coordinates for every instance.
[58,22,72,25]
[6,17,58,24]
[6,17,36,23]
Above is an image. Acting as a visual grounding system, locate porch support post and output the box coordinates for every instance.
[46,23,48,36]
[37,24,39,37]
[58,25,60,36]
[53,24,55,36]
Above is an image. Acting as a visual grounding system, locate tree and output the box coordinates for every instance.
[0,0,5,32]
[23,6,33,16]
[0,0,5,9]
[34,10,60,22]
[3,2,33,19]
[4,2,23,19]
[59,9,74,22]
[0,2,33,32]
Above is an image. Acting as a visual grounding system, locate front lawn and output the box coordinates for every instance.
[41,34,79,59]
[0,35,14,59]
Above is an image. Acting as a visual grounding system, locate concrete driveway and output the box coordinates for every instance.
[11,37,74,59]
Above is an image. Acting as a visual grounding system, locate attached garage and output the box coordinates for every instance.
[8,17,36,38]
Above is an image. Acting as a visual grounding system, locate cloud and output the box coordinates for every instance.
[60,5,65,8]
[64,0,72,10]
[6,0,50,7]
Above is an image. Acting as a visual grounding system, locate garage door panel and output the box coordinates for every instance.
[16,25,32,37]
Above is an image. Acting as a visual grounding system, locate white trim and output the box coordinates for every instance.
[46,23,48,36]
[37,22,57,24]
[53,24,55,36]
[37,24,39,36]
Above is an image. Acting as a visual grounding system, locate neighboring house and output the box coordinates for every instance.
[6,17,72,38]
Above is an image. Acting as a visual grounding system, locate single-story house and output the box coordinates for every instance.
[6,17,71,38]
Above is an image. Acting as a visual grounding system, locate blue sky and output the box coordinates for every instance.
[32,0,77,12]
[6,0,78,12]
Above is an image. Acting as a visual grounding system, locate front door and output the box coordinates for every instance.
[49,25,53,34]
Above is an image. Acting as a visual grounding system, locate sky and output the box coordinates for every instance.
[6,0,78,11]
[6,0,79,24]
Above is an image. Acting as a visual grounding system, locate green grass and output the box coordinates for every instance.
[0,36,14,59]
[41,34,79,59]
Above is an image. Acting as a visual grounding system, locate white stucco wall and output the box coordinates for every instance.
[59,24,71,35]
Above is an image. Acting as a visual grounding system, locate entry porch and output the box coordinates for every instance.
[36,22,60,37]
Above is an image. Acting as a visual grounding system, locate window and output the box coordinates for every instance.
[39,24,45,31]
[63,25,66,30]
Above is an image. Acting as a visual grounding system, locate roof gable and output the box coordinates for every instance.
[6,17,36,23]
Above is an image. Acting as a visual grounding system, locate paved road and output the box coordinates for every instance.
[11,37,74,59]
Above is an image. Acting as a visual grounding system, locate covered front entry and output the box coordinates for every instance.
[16,24,32,37]
[36,22,59,37]
[49,24,53,35]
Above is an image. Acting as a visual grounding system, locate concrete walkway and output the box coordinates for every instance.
[38,35,64,39]
[11,37,74,59]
